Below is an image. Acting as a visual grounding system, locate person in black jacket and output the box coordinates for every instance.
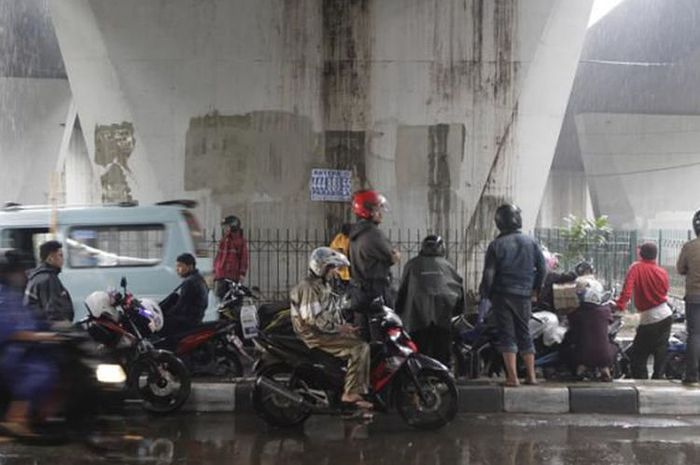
[24,240,74,323]
[348,190,400,340]
[160,253,209,336]
[396,235,464,366]
[479,204,546,387]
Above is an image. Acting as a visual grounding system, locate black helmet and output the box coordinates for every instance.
[221,215,241,230]
[494,204,522,233]
[420,235,445,257]
[0,248,33,274]
[574,261,594,276]
[693,210,700,236]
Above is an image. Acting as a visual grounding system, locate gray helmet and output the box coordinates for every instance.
[309,247,350,278]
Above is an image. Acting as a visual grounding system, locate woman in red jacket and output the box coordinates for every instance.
[213,215,249,300]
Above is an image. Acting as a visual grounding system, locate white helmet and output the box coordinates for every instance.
[137,298,164,333]
[576,277,605,306]
[85,291,119,321]
[308,247,350,278]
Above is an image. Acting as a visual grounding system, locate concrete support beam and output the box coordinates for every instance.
[514,0,594,231]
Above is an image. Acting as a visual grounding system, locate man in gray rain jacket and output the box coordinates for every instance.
[396,235,464,366]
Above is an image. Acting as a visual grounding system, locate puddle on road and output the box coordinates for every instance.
[2,414,700,464]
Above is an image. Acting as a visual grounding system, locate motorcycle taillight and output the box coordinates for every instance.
[387,327,402,340]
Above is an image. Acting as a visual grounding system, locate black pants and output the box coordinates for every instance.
[631,316,672,379]
[685,303,700,382]
[349,280,395,342]
[410,325,451,367]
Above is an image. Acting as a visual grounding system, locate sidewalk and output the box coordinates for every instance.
[182,378,700,416]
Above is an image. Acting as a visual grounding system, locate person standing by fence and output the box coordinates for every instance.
[479,204,546,387]
[348,190,400,340]
[396,235,464,366]
[615,242,672,379]
[676,211,700,386]
[213,215,249,300]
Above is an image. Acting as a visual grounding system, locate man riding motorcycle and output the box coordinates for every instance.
[0,249,59,438]
[290,247,372,411]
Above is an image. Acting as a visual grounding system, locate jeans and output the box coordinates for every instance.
[685,303,700,381]
[491,294,535,354]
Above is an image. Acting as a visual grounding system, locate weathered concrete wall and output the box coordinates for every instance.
[577,113,700,230]
[47,0,592,287]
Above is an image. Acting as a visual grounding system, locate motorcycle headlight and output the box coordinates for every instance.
[96,364,127,384]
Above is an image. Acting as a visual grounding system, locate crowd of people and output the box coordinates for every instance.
[5,189,700,433]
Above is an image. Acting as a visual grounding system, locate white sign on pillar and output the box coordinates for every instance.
[309,169,352,202]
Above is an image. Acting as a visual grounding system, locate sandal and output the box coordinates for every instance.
[341,399,374,411]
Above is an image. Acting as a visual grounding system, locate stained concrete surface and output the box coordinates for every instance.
[3,413,700,464]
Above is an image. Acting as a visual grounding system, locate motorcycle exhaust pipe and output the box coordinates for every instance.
[256,376,313,409]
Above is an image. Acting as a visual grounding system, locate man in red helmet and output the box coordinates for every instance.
[348,190,400,340]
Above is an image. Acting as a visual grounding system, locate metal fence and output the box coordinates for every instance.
[209,228,467,302]
[535,228,693,298]
[208,228,694,301]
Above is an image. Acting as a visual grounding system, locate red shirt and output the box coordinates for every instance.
[213,231,249,281]
[615,259,668,312]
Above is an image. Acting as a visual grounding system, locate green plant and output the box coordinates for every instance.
[560,214,612,263]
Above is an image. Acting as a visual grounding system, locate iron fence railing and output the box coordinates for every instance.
[207,227,695,302]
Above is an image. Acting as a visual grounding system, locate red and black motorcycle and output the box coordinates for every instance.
[252,300,458,430]
[149,280,256,377]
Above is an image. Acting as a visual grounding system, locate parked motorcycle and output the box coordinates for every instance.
[452,300,628,381]
[79,278,191,414]
[252,300,458,430]
[0,329,126,441]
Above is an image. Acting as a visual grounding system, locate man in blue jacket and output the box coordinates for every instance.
[479,204,546,387]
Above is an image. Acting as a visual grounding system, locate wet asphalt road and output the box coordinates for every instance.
[2,413,700,464]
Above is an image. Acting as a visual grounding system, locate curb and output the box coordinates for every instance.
[183,379,700,415]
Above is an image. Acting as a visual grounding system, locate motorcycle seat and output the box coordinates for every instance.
[268,335,346,368]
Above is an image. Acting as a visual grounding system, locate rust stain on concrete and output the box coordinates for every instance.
[321,0,372,229]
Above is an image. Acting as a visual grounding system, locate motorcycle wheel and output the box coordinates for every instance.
[129,351,192,414]
[214,340,244,378]
[252,364,312,428]
[395,369,458,430]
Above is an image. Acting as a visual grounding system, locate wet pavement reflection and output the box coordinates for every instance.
[2,413,700,464]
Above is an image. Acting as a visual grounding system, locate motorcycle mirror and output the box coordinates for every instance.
[120,276,127,289]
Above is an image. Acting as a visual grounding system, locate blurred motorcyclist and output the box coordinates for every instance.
[290,247,372,411]
[0,249,59,437]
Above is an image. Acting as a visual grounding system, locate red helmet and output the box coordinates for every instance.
[352,190,387,220]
